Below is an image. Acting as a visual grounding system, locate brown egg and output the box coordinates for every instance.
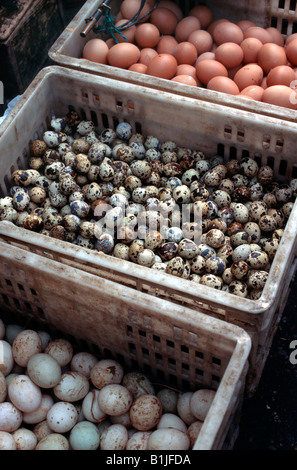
[286,33,297,46]
[240,37,263,64]
[150,7,178,34]
[240,85,264,100]
[207,19,230,37]
[114,19,137,43]
[189,5,213,29]
[82,39,109,64]
[107,42,141,68]
[157,35,178,54]
[215,42,244,68]
[233,63,264,91]
[120,0,151,23]
[196,59,228,85]
[266,27,284,46]
[243,26,272,44]
[228,64,243,80]
[237,20,255,33]
[213,21,244,45]
[128,63,148,73]
[146,53,177,79]
[175,16,201,43]
[173,42,198,65]
[171,75,199,87]
[285,38,297,66]
[207,76,240,95]
[196,52,216,63]
[262,85,297,109]
[138,47,158,66]
[257,43,287,74]
[176,65,202,85]
[158,0,183,21]
[266,65,296,87]
[188,30,213,55]
[134,23,160,48]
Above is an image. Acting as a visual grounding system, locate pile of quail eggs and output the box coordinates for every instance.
[0,318,214,450]
[0,109,296,300]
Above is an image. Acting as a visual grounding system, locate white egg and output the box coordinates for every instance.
[98,384,133,416]
[53,371,90,402]
[126,431,152,450]
[8,374,42,413]
[47,401,78,433]
[100,423,128,450]
[157,413,187,433]
[27,353,61,388]
[0,430,17,449]
[33,420,52,442]
[69,421,100,450]
[22,393,54,424]
[90,359,124,389]
[0,401,22,432]
[190,389,216,421]
[176,392,196,425]
[12,427,38,450]
[44,338,73,367]
[35,433,70,450]
[147,428,190,450]
[12,330,42,367]
[82,390,106,423]
[70,352,98,378]
[0,340,14,376]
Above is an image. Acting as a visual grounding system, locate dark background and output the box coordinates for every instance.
[1,0,297,451]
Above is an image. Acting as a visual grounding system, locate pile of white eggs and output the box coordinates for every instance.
[0,318,215,450]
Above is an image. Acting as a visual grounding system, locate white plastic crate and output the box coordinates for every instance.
[0,241,251,450]
[48,0,297,122]
[0,66,296,397]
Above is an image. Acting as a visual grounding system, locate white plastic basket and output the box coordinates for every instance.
[0,66,296,397]
[0,239,251,450]
[48,0,297,122]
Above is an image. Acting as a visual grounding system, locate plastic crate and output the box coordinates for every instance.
[48,0,297,122]
[0,241,251,450]
[0,66,296,398]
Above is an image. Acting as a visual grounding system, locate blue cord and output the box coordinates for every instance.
[94,0,161,43]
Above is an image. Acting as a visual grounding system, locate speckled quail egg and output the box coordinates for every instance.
[246,250,269,269]
[258,214,278,232]
[231,203,249,224]
[113,243,130,260]
[261,237,279,260]
[199,274,223,289]
[137,248,156,267]
[177,238,199,259]
[157,241,178,261]
[144,230,163,250]
[43,131,61,148]
[247,270,269,289]
[230,260,249,280]
[166,226,184,243]
[115,122,133,141]
[257,165,274,185]
[205,256,226,275]
[230,230,251,247]
[130,160,152,180]
[12,188,30,211]
[228,280,248,297]
[205,229,225,248]
[69,200,90,218]
[95,233,114,254]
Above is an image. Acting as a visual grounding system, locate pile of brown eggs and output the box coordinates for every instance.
[0,318,214,450]
[82,0,297,109]
[0,111,296,300]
